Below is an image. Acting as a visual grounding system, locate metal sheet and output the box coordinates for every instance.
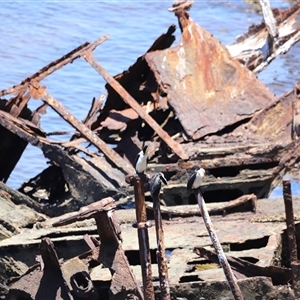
[145,15,276,140]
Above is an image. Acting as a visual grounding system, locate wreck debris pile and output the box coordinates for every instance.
[1,1,300,210]
[1,0,300,299]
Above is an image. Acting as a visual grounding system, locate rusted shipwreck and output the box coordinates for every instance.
[1,0,300,299]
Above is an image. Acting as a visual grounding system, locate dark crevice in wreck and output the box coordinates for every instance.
[93,281,110,300]
[244,161,279,170]
[192,189,244,204]
[125,249,159,265]
[239,257,259,264]
[179,275,203,283]
[208,167,240,178]
[230,236,270,251]
[87,259,101,269]
[18,165,67,202]
[209,161,279,178]
[94,280,111,300]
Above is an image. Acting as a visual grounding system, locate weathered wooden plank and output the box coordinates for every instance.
[149,194,257,217]
[260,0,278,38]
[0,198,291,268]
[228,1,300,73]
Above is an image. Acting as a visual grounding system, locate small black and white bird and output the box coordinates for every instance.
[134,145,149,174]
[187,168,206,194]
[149,172,168,209]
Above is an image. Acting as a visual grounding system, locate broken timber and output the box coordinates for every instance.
[228,0,300,73]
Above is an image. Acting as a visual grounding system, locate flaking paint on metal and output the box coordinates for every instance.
[176,46,187,83]
[145,18,276,140]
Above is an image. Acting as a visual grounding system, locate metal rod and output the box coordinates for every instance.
[196,192,244,300]
[282,179,300,295]
[283,180,298,264]
[83,50,188,160]
[153,196,171,300]
[133,175,155,300]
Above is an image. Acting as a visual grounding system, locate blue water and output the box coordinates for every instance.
[270,175,300,199]
[1,1,300,196]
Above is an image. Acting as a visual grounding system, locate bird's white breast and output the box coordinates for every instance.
[192,172,204,189]
[136,153,147,173]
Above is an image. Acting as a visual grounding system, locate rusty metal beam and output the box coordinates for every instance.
[0,35,109,97]
[153,201,171,299]
[271,139,300,192]
[282,180,300,297]
[9,238,74,300]
[282,180,298,265]
[83,51,188,160]
[29,83,135,175]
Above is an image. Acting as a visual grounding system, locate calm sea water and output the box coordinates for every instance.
[1,1,299,197]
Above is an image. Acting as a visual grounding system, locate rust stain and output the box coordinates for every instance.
[145,8,276,140]
[242,87,294,143]
[30,82,46,100]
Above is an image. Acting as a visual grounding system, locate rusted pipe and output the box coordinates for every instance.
[282,179,300,295]
[30,84,135,175]
[196,192,244,300]
[83,50,188,160]
[283,180,298,264]
[133,175,155,300]
[153,203,171,300]
[149,173,171,299]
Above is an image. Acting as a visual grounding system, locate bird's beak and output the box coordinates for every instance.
[142,146,149,156]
